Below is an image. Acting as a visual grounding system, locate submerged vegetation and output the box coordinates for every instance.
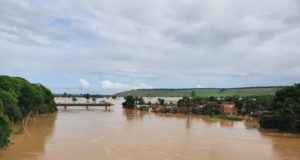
[0,75,57,148]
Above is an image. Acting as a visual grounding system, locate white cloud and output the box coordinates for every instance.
[1,0,300,93]
[196,85,204,88]
[79,78,90,89]
[99,80,152,90]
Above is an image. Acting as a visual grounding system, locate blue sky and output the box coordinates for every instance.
[1,0,300,94]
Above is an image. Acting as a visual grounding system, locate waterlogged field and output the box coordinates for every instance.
[1,98,300,160]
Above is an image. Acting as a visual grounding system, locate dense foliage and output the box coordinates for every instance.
[0,75,57,148]
[0,115,11,148]
[136,97,145,105]
[200,105,221,115]
[259,84,300,133]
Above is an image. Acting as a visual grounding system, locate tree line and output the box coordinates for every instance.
[0,75,57,148]
[54,93,114,99]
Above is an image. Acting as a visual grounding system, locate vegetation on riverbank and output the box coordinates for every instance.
[116,87,282,97]
[0,75,57,148]
[259,84,300,133]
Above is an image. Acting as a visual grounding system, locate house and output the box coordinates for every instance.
[165,106,177,113]
[220,102,236,115]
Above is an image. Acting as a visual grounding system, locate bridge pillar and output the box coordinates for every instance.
[86,105,89,110]
[64,106,67,110]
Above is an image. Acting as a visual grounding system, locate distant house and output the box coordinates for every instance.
[220,102,236,115]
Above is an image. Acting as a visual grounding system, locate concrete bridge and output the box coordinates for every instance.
[56,101,113,110]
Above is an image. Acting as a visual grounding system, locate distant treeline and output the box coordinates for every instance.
[54,93,113,98]
[135,86,287,90]
[115,87,284,97]
[0,75,57,148]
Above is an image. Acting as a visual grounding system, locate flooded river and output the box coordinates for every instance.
[1,99,300,160]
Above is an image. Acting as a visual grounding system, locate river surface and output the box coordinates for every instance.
[1,99,300,160]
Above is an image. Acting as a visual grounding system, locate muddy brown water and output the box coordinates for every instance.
[1,102,300,160]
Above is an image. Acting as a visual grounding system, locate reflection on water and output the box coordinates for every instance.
[220,120,234,127]
[1,102,300,160]
[243,118,259,129]
[0,113,57,160]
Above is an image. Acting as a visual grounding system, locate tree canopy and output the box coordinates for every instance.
[259,84,300,133]
[122,95,135,109]
[0,75,57,148]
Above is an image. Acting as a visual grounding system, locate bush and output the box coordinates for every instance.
[201,105,221,115]
[259,84,300,133]
[259,115,280,129]
[260,114,298,133]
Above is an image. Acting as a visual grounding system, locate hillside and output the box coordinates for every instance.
[115,87,283,97]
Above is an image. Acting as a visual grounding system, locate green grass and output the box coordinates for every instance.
[115,87,283,97]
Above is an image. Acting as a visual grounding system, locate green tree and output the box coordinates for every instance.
[122,95,135,109]
[158,98,165,105]
[138,97,145,105]
[177,96,191,112]
[260,84,300,133]
[0,99,3,115]
[256,95,274,111]
[112,95,117,99]
[191,91,196,98]
[200,105,221,115]
[0,91,22,122]
[241,97,259,114]
[92,97,96,103]
[0,75,57,148]
[72,97,77,103]
[208,96,216,101]
[84,94,90,103]
[0,115,11,148]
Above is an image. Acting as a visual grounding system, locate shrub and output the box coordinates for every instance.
[201,105,221,115]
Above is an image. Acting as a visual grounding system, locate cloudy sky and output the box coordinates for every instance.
[1,0,300,94]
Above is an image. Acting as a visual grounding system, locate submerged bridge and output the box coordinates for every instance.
[56,101,113,109]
